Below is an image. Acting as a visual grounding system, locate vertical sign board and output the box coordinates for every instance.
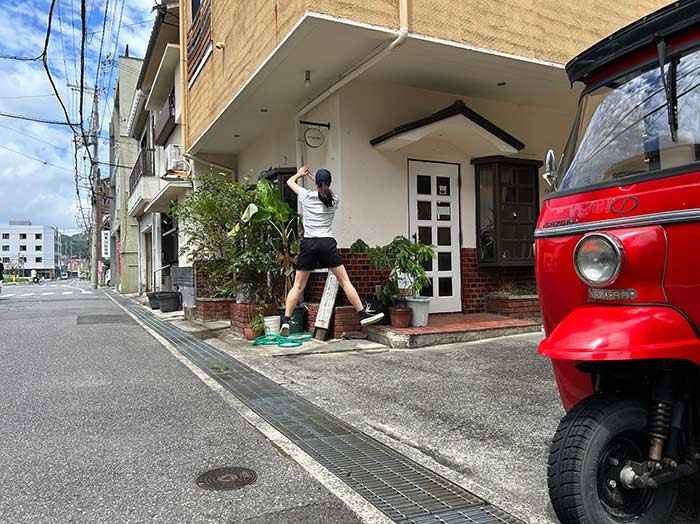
[101,230,110,259]
[314,273,339,340]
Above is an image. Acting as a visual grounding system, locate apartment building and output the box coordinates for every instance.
[126,2,191,294]
[179,0,673,313]
[109,55,143,294]
[0,220,60,277]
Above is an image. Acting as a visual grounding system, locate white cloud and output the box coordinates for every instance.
[0,0,154,230]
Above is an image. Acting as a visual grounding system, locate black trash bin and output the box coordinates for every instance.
[146,291,160,309]
[158,292,181,313]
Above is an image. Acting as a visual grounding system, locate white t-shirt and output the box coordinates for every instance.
[298,186,339,238]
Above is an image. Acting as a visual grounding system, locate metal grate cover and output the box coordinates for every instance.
[111,292,523,524]
[196,467,257,491]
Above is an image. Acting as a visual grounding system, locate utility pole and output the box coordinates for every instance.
[89,89,100,289]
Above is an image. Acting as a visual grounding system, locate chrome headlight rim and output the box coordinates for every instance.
[573,232,624,288]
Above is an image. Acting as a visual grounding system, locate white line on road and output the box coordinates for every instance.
[20,293,34,297]
[61,291,73,295]
[41,292,54,296]
[107,293,392,524]
[3,293,15,297]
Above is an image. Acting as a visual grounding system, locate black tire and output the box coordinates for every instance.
[548,395,678,524]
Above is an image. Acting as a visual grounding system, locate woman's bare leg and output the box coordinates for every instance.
[330,265,364,312]
[284,270,310,317]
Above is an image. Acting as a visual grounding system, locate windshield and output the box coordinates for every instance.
[558,45,700,191]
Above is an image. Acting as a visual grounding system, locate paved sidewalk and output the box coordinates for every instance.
[210,331,700,524]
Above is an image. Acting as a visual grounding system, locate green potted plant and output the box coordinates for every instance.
[230,179,304,331]
[245,313,265,341]
[357,236,436,328]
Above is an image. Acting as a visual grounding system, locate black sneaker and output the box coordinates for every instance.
[359,306,384,327]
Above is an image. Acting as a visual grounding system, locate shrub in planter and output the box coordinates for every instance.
[244,314,265,340]
[352,236,435,327]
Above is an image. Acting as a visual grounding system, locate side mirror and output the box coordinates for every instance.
[543,149,557,189]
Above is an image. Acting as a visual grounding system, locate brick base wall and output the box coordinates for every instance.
[460,248,536,314]
[305,249,390,305]
[304,303,361,339]
[485,294,541,318]
[230,303,277,334]
[195,298,235,322]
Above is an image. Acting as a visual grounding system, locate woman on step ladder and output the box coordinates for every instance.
[280,165,384,336]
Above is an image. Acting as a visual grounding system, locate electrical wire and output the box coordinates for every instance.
[0,111,75,126]
[0,143,74,172]
[0,122,66,148]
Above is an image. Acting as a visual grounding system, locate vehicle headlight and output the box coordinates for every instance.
[574,233,623,287]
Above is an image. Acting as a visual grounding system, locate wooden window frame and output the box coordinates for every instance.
[473,156,542,267]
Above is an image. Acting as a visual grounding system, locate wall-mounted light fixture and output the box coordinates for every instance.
[304,70,312,88]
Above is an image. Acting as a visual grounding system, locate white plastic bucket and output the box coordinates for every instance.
[263,315,281,335]
[405,296,431,327]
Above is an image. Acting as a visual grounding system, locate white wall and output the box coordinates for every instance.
[235,110,296,182]
[0,224,57,270]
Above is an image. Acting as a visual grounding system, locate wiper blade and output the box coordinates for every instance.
[656,37,679,142]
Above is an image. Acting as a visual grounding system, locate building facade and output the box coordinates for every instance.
[177,0,674,315]
[109,55,143,294]
[0,221,60,277]
[125,3,191,294]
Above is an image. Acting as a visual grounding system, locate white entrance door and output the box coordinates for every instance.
[408,160,462,313]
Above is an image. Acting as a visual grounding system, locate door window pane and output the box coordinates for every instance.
[436,176,450,196]
[438,252,451,271]
[438,277,453,297]
[420,280,434,298]
[417,175,431,195]
[417,201,431,220]
[437,227,451,246]
[436,202,451,221]
[418,227,432,245]
[421,258,433,271]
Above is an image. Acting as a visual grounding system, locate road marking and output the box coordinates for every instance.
[84,291,93,294]
[107,293,393,524]
[41,292,54,296]
[3,293,15,297]
[61,291,73,295]
[20,293,34,297]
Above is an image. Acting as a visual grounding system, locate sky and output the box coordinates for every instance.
[0,0,155,234]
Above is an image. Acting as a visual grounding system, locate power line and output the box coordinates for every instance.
[0,143,74,173]
[0,94,54,100]
[0,111,75,126]
[0,122,65,148]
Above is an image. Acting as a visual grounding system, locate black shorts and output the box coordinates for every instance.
[296,237,342,271]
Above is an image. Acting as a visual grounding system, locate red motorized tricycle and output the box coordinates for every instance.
[536,2,700,523]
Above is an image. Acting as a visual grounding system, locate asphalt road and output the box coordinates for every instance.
[0,283,362,523]
[216,331,700,524]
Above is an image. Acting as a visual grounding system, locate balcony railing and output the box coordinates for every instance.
[129,148,155,194]
[186,0,212,82]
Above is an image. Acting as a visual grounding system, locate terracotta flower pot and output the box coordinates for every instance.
[244,327,264,340]
[389,306,412,328]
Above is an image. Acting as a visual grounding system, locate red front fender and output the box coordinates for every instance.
[539,305,700,363]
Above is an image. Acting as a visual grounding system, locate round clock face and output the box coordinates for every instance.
[304,128,325,148]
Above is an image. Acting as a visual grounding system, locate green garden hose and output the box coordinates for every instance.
[252,332,314,348]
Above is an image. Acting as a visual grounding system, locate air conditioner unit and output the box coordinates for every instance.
[165,144,183,172]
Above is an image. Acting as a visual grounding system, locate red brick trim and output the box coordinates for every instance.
[485,293,541,318]
[195,297,234,322]
[304,303,361,339]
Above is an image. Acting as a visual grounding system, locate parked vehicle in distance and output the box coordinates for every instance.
[60,273,68,280]
[536,2,700,523]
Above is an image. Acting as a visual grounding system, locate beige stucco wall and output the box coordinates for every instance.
[335,79,577,248]
[183,0,672,152]
[232,77,577,249]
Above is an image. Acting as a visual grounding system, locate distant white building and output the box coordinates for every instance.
[0,220,60,277]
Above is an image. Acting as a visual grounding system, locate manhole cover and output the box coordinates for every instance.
[196,467,257,491]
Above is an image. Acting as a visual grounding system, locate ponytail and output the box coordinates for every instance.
[317,181,335,208]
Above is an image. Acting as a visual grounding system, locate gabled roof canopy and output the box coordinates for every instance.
[370,100,525,154]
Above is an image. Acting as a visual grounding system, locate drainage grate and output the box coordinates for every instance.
[76,314,135,325]
[196,467,257,490]
[111,292,523,524]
